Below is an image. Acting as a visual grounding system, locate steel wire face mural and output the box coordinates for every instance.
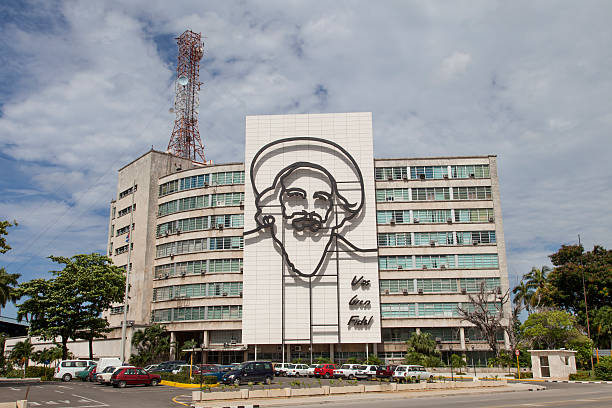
[243,117,381,349]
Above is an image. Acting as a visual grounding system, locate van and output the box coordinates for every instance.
[221,361,274,386]
[54,360,96,382]
[97,357,122,373]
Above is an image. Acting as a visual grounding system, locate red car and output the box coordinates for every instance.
[87,366,97,382]
[376,365,397,378]
[111,367,161,388]
[314,364,337,379]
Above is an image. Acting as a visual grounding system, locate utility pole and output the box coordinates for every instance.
[578,235,594,371]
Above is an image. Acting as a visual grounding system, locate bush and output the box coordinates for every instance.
[513,371,533,379]
[569,371,593,381]
[158,372,218,384]
[25,366,55,380]
[203,375,218,384]
[594,356,612,381]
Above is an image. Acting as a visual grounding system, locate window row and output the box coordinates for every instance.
[375,165,489,181]
[377,208,494,224]
[381,326,503,343]
[115,243,133,256]
[156,214,243,237]
[380,278,501,294]
[118,204,135,218]
[152,305,242,322]
[378,254,499,270]
[155,258,243,278]
[116,224,134,237]
[380,302,500,318]
[156,236,244,257]
[118,185,137,200]
[378,231,496,247]
[159,171,245,197]
[152,282,243,301]
[376,186,492,202]
[158,192,245,216]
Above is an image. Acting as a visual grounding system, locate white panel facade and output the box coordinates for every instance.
[243,113,380,345]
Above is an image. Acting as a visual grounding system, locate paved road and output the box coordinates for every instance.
[1,380,610,408]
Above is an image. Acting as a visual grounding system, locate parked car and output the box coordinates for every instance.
[393,365,434,383]
[172,364,199,375]
[97,365,133,385]
[54,360,96,382]
[75,365,96,381]
[333,364,361,379]
[111,367,161,388]
[97,357,122,374]
[306,364,318,377]
[286,364,310,377]
[314,364,337,378]
[375,365,396,379]
[152,360,186,373]
[273,363,293,376]
[221,361,274,386]
[356,365,379,380]
[144,364,160,372]
[87,366,98,382]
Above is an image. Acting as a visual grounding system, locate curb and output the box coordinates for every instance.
[161,380,219,389]
[544,379,612,384]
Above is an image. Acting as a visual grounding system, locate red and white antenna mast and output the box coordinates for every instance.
[167,30,206,162]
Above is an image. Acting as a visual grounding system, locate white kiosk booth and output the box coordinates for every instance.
[529,349,577,380]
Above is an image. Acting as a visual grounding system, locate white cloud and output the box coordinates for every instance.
[0,0,611,300]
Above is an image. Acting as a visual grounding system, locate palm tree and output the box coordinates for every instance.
[0,269,20,315]
[10,339,33,372]
[524,266,551,311]
[512,280,533,313]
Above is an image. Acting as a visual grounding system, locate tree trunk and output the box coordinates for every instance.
[62,337,68,360]
[89,330,94,360]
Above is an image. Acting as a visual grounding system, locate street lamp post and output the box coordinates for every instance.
[471,345,476,377]
[449,345,454,381]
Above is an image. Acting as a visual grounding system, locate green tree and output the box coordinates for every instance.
[546,245,611,326]
[365,355,383,365]
[182,339,198,367]
[9,339,33,372]
[451,354,467,371]
[315,357,332,364]
[404,332,442,366]
[524,266,551,311]
[512,280,533,314]
[592,306,612,349]
[16,254,125,359]
[0,220,20,314]
[130,324,171,366]
[594,356,612,381]
[521,310,585,349]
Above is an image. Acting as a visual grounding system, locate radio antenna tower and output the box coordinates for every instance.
[167,30,206,162]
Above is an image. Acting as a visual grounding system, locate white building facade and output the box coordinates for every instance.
[101,112,510,365]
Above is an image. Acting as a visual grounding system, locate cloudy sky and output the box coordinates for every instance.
[1,0,611,318]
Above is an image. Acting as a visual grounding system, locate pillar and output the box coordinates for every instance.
[365,344,369,360]
[460,327,466,350]
[255,345,258,360]
[504,330,510,350]
[415,328,421,335]
[330,344,335,362]
[170,332,176,360]
[202,331,209,363]
[287,344,291,362]
[373,343,378,356]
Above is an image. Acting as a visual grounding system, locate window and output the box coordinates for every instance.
[111,206,116,219]
[412,188,450,201]
[376,210,410,224]
[382,328,416,342]
[116,224,134,237]
[212,214,244,228]
[378,233,411,247]
[416,279,457,293]
[381,303,416,318]
[375,167,408,180]
[454,208,494,222]
[155,239,208,258]
[457,254,499,268]
[380,279,414,294]
[412,209,452,223]
[417,303,459,317]
[453,186,492,200]
[210,171,245,186]
[158,193,244,217]
[110,306,125,315]
[420,327,460,342]
[210,192,244,207]
[209,236,244,250]
[119,185,137,199]
[115,243,132,255]
[456,231,496,245]
[459,278,501,292]
[379,256,413,270]
[153,282,243,301]
[410,166,448,180]
[376,189,410,202]
[209,258,243,273]
[413,232,453,246]
[159,171,245,197]
[207,282,242,296]
[118,204,135,218]
[415,255,455,269]
[451,165,489,179]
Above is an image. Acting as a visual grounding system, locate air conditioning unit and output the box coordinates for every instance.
[204,182,209,187]
[170,254,174,259]
[435,337,442,343]
[230,339,237,345]
[389,218,396,225]
[496,287,502,295]
[413,218,420,223]
[164,274,169,279]
[165,231,170,237]
[422,265,428,270]
[430,240,436,247]
[443,174,449,179]
[386,196,394,202]
[294,345,302,352]
[239,291,243,297]
[200,271,206,275]
[472,241,479,246]
[418,288,423,295]
[461,288,467,294]
[489,217,495,222]
[239,201,244,208]
[387,175,393,181]
[403,289,409,295]
[402,175,409,181]
[181,272,186,277]
[465,338,470,343]
[239,267,243,273]
[447,218,453,224]
[440,264,447,270]
[469,173,475,178]
[176,229,181,235]
[384,289,390,295]
[222,292,228,297]
[397,265,403,270]
[419,174,426,180]
[217,224,224,230]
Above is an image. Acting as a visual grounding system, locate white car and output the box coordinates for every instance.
[54,360,96,382]
[333,364,361,379]
[97,365,133,385]
[286,364,310,377]
[274,363,293,376]
[393,365,434,383]
[356,364,379,379]
[306,364,318,377]
[172,365,198,374]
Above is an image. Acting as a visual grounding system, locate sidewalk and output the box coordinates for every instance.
[193,382,545,408]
